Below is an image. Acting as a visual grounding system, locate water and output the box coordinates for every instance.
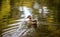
[19,6,33,18]
[14,6,34,37]
[2,6,33,37]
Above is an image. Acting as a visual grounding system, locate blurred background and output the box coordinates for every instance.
[0,0,60,37]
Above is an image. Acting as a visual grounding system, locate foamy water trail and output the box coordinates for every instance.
[15,6,33,37]
[2,6,33,37]
[19,6,33,18]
